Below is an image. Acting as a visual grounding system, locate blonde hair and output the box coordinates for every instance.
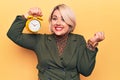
[49,4,76,32]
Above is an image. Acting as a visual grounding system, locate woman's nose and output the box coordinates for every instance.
[56,20,61,25]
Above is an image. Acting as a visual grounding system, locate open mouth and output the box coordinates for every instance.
[55,27,63,31]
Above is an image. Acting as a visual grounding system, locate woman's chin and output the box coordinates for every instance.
[54,32,64,36]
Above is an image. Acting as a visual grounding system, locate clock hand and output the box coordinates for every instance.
[31,23,36,26]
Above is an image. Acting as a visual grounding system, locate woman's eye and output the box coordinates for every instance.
[52,17,57,20]
[52,17,65,22]
[62,18,65,21]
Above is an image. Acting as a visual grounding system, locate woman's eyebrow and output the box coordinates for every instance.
[52,15,57,17]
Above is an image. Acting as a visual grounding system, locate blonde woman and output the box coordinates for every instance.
[7,4,105,80]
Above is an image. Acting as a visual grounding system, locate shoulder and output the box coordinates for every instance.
[36,34,53,40]
[70,33,86,44]
[70,33,85,40]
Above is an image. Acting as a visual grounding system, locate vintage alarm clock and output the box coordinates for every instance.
[26,16,43,33]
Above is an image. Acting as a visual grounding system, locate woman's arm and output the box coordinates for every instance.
[77,36,98,76]
[7,7,43,50]
[77,32,105,76]
[7,16,38,50]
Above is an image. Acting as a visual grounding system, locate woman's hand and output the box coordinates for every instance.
[90,32,105,43]
[87,32,105,50]
[24,7,43,19]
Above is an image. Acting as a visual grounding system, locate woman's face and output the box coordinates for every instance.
[50,9,70,36]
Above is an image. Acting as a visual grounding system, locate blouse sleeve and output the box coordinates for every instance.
[77,36,98,77]
[7,15,39,50]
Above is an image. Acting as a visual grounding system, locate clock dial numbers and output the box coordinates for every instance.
[28,19,41,32]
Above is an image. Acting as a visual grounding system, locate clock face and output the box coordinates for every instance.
[28,19,41,32]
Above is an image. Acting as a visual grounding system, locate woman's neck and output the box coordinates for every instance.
[54,33,69,41]
[54,33,69,55]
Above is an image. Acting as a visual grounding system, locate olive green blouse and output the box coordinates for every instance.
[7,16,98,80]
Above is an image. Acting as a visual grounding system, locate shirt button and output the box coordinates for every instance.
[60,57,63,60]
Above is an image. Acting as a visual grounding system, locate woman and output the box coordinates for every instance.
[7,4,105,80]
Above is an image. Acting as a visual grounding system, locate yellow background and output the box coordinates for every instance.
[0,0,120,80]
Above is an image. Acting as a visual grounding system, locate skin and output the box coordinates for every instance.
[24,7,105,44]
[50,10,70,36]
